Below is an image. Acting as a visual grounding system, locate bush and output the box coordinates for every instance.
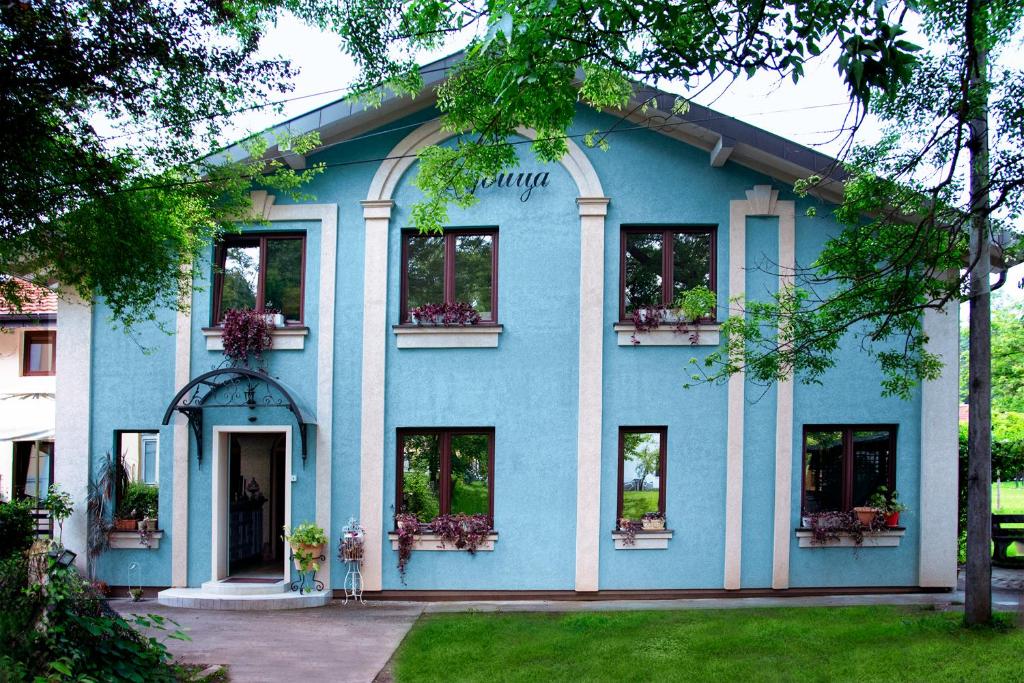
[0,558,184,681]
[118,482,158,520]
[0,499,35,560]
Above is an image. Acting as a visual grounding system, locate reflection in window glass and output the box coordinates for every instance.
[118,432,160,485]
[142,436,159,485]
[450,434,490,515]
[406,236,445,311]
[803,430,844,514]
[852,431,892,507]
[454,235,493,320]
[401,433,441,520]
[621,431,662,520]
[264,238,303,321]
[220,241,260,312]
[624,232,663,313]
[672,232,712,302]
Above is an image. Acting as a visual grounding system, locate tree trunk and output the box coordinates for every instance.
[964,0,992,626]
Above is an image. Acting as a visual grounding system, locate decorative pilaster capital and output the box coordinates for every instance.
[577,197,610,217]
[744,185,779,216]
[361,200,394,220]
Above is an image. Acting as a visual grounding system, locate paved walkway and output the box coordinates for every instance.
[116,571,1024,682]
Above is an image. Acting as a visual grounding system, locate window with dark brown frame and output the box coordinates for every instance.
[617,427,667,521]
[400,229,498,323]
[619,226,716,322]
[802,425,897,515]
[22,331,56,376]
[212,233,306,324]
[396,428,494,524]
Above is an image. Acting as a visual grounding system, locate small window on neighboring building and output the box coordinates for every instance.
[401,230,497,323]
[213,233,305,324]
[620,227,715,321]
[22,331,56,376]
[618,427,666,521]
[802,425,897,514]
[13,441,54,502]
[396,428,494,523]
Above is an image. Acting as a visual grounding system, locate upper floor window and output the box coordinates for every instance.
[620,227,715,321]
[22,330,56,376]
[802,425,897,514]
[400,229,497,323]
[213,233,305,325]
[396,428,494,523]
[618,427,666,521]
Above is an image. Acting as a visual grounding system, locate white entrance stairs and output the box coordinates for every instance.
[158,579,330,610]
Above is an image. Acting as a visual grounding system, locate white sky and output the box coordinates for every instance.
[237,15,1024,310]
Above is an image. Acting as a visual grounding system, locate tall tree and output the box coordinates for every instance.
[0,0,338,326]
[334,0,1024,624]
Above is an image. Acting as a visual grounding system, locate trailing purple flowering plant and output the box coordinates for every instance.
[221,308,274,366]
[806,510,886,546]
[616,518,643,546]
[394,512,421,583]
[409,301,482,326]
[428,513,492,553]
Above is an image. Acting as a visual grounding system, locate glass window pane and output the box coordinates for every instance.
[401,434,441,520]
[264,238,303,321]
[624,232,663,313]
[25,334,54,374]
[672,232,712,302]
[449,434,490,516]
[852,430,893,507]
[220,240,260,315]
[804,430,844,513]
[454,235,493,320]
[406,236,445,312]
[621,431,661,520]
[143,437,158,485]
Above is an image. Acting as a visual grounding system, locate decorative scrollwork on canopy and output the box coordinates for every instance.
[161,367,314,467]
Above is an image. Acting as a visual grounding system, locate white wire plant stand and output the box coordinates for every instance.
[340,518,365,605]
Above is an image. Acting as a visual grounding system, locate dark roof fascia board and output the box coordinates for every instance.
[0,313,56,327]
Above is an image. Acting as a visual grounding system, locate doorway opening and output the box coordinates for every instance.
[226,432,286,581]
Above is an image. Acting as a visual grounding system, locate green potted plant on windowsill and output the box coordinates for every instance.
[867,486,908,527]
[282,522,328,573]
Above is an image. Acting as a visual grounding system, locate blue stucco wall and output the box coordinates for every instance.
[86,102,927,591]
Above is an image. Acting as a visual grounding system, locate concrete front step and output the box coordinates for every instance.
[158,587,331,610]
[200,579,289,596]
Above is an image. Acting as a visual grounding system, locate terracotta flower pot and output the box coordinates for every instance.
[885,511,900,527]
[291,543,324,570]
[853,507,880,526]
[114,518,138,532]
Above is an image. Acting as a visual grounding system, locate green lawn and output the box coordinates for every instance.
[451,480,489,516]
[393,607,1021,682]
[993,482,1024,514]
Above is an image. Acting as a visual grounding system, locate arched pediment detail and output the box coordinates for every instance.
[366,119,604,202]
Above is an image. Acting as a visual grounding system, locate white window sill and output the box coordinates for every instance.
[109,531,164,550]
[614,323,721,346]
[202,326,308,351]
[795,527,905,548]
[611,529,674,550]
[387,531,498,551]
[393,324,503,349]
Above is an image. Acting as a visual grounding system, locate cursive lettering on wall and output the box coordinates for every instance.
[470,171,551,202]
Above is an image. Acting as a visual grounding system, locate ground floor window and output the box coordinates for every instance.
[396,428,494,523]
[618,427,666,521]
[802,425,897,513]
[13,440,53,502]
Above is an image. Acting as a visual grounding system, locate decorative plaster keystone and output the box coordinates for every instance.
[249,191,277,220]
[745,185,779,216]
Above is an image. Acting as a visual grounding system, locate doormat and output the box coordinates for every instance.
[221,577,282,584]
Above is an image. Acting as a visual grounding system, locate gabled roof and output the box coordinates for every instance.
[222,52,847,203]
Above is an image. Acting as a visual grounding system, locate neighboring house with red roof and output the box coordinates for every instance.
[0,277,57,511]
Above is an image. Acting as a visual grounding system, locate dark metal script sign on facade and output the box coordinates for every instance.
[469,171,551,202]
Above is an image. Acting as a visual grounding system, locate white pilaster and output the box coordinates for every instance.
[771,201,796,590]
[918,305,960,587]
[724,200,747,590]
[574,197,609,592]
[54,293,91,571]
[171,276,191,587]
[359,199,393,592]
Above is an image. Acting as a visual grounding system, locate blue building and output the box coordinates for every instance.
[55,56,960,605]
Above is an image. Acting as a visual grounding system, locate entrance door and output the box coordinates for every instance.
[226,433,285,580]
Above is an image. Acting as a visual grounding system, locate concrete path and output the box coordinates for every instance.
[115,600,421,683]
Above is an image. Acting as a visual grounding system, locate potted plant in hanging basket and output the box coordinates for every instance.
[641,511,666,530]
[282,522,327,572]
[867,487,908,527]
